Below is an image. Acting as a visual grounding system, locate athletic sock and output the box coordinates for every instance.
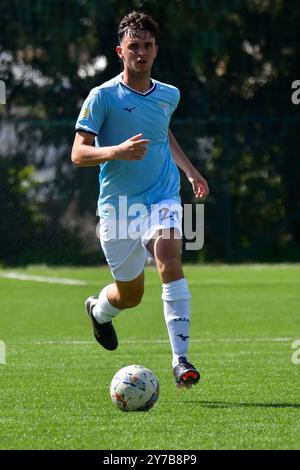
[161,278,191,368]
[92,284,121,324]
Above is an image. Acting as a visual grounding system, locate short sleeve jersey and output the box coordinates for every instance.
[75,73,181,217]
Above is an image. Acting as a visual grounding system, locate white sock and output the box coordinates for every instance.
[92,284,121,324]
[162,278,191,368]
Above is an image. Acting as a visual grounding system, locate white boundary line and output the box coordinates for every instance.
[0,272,87,286]
[1,271,299,287]
[0,340,6,364]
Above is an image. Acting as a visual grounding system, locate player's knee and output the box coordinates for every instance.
[156,256,181,277]
[120,286,144,308]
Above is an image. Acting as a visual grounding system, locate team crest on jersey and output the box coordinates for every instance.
[159,102,169,116]
[82,107,90,119]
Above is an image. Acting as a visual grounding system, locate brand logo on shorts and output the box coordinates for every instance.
[159,208,179,224]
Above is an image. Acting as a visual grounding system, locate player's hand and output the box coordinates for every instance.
[115,133,150,160]
[186,167,209,199]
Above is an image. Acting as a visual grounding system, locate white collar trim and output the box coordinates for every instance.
[120,74,156,96]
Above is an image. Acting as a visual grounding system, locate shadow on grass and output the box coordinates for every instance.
[188,401,300,409]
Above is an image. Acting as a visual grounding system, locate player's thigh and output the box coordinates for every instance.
[143,199,183,261]
[141,199,182,249]
[101,237,146,280]
[101,237,146,306]
[99,215,147,282]
[147,228,182,261]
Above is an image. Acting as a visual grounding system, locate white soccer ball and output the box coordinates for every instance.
[110,364,160,412]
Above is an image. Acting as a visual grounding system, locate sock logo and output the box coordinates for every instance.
[177,334,189,341]
[174,318,190,323]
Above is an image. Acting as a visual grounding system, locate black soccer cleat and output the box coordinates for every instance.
[85,296,118,351]
[173,357,200,388]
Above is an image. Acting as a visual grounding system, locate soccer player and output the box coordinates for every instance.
[71,11,209,388]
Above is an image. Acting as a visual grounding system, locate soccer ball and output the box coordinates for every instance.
[110,365,160,412]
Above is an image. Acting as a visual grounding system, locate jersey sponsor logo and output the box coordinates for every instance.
[123,106,136,113]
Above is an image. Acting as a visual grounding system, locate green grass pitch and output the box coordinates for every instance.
[0,264,300,450]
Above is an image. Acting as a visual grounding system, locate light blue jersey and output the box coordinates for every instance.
[75,73,181,217]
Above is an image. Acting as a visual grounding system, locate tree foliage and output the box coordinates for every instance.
[0,0,299,263]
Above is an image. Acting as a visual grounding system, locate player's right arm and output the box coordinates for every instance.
[71,131,150,167]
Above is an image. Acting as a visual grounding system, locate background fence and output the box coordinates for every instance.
[0,0,299,265]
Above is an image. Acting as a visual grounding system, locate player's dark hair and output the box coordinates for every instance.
[118,11,158,43]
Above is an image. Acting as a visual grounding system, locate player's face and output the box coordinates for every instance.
[116,31,158,76]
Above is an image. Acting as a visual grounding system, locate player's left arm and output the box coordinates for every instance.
[168,129,209,199]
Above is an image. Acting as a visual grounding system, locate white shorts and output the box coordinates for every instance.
[99,199,182,281]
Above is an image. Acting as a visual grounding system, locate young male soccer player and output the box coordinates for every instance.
[71,11,209,388]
